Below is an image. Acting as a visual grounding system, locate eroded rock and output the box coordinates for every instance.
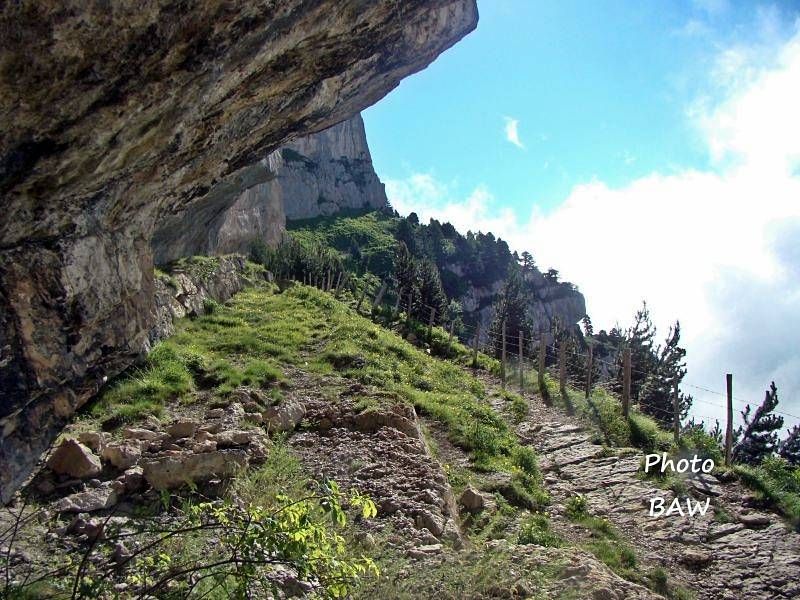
[0,0,479,503]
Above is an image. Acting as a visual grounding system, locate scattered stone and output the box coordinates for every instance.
[141,450,249,490]
[77,431,107,453]
[47,439,102,479]
[405,543,442,559]
[263,401,305,432]
[54,481,121,513]
[738,512,771,529]
[459,486,488,512]
[122,427,160,441]
[206,408,225,419]
[102,441,142,470]
[167,419,198,439]
[415,510,445,537]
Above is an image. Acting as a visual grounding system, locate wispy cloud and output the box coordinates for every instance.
[503,116,525,149]
[384,25,800,430]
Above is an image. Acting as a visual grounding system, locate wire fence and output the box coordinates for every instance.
[292,270,800,453]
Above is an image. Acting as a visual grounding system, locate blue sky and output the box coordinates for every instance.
[363,0,800,429]
[365,0,797,217]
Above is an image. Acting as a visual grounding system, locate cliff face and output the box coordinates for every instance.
[0,0,478,502]
[450,265,587,343]
[152,114,388,263]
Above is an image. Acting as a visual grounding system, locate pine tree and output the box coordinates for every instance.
[613,302,657,401]
[733,382,784,465]
[488,268,530,359]
[396,218,417,255]
[415,258,448,324]
[639,321,692,428]
[393,242,416,300]
[779,424,800,466]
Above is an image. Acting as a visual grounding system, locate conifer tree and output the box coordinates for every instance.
[415,258,448,323]
[733,382,784,465]
[393,242,416,300]
[779,424,800,466]
[613,302,657,401]
[639,321,692,428]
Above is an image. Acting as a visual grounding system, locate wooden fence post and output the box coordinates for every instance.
[518,330,524,393]
[673,382,680,444]
[500,320,507,389]
[472,322,480,369]
[538,337,548,402]
[585,344,594,399]
[356,284,367,313]
[558,339,567,400]
[334,272,343,296]
[392,290,402,318]
[448,320,455,354]
[372,279,387,310]
[725,373,733,466]
[622,347,631,418]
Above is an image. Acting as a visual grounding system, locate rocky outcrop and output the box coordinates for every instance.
[149,255,257,345]
[152,114,389,263]
[452,265,587,343]
[0,0,478,502]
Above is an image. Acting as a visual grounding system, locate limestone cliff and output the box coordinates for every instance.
[0,0,478,502]
[152,114,388,263]
[448,264,587,343]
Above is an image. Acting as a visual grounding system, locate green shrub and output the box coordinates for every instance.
[518,513,562,547]
[734,456,800,527]
[565,494,588,519]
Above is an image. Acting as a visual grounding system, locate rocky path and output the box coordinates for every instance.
[485,377,800,599]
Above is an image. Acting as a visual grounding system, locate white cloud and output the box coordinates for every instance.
[503,116,525,149]
[385,26,800,429]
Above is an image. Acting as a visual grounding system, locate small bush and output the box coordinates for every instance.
[518,513,562,547]
[565,494,588,519]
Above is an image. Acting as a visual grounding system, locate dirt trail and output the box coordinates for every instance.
[483,374,800,600]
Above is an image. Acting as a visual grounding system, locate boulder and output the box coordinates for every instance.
[459,486,490,513]
[47,439,102,479]
[102,441,142,470]
[167,419,198,439]
[263,402,306,432]
[54,481,122,513]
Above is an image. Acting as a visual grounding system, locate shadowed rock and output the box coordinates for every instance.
[0,0,478,502]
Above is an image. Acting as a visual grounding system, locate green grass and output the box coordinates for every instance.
[565,498,639,581]
[563,493,692,597]
[734,456,800,528]
[89,282,547,507]
[91,343,195,426]
[546,378,672,452]
[518,513,562,547]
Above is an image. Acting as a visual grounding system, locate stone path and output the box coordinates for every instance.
[487,377,800,599]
